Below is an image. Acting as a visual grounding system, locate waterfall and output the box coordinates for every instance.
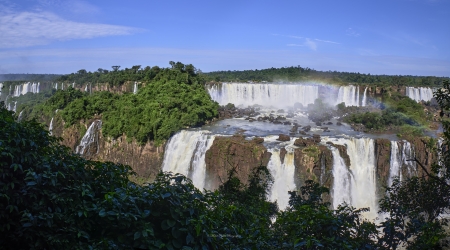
[0,83,3,95]
[401,141,416,177]
[388,141,402,186]
[12,82,39,97]
[12,101,17,113]
[362,87,368,107]
[336,85,361,107]
[330,146,353,208]
[406,87,434,102]
[133,82,138,94]
[267,147,296,210]
[207,83,319,108]
[17,110,24,122]
[49,117,54,136]
[76,120,102,156]
[329,137,378,220]
[55,83,58,90]
[161,130,216,190]
[72,82,75,88]
[84,85,88,92]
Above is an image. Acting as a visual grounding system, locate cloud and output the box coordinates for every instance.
[304,38,317,51]
[287,44,304,47]
[346,28,360,37]
[0,10,142,48]
[315,38,340,44]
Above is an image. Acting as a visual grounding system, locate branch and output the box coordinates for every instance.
[407,157,450,188]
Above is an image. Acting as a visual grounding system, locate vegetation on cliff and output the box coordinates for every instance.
[204,66,448,86]
[22,62,219,144]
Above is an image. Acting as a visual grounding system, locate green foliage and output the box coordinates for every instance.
[31,62,219,144]
[0,106,215,248]
[273,181,378,249]
[344,92,428,134]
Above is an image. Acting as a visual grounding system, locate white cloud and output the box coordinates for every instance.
[304,38,317,51]
[346,28,360,37]
[0,10,142,48]
[315,38,340,44]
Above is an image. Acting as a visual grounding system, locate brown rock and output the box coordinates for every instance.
[277,134,291,141]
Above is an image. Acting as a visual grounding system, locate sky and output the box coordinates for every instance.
[0,0,449,76]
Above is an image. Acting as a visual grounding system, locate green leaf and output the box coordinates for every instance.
[134,231,141,240]
[99,209,106,217]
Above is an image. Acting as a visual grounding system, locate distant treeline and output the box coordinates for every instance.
[55,62,199,86]
[0,74,61,82]
[204,66,450,86]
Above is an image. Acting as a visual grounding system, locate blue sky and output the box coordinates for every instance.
[0,0,449,76]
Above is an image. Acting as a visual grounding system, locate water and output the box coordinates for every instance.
[13,82,40,97]
[330,146,353,208]
[162,130,216,190]
[388,141,401,187]
[76,120,102,156]
[325,136,378,220]
[362,87,368,107]
[207,83,319,108]
[267,146,296,210]
[336,85,360,107]
[49,117,54,136]
[133,82,138,94]
[406,87,434,102]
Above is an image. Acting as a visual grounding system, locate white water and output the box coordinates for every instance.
[55,83,58,90]
[13,82,40,97]
[402,141,416,177]
[336,85,361,107]
[0,83,3,95]
[17,110,23,122]
[267,147,296,210]
[133,82,138,94]
[76,120,102,156]
[362,87,368,107]
[162,130,216,190]
[207,83,319,108]
[49,117,54,136]
[327,137,378,220]
[406,87,434,102]
[388,141,402,186]
[330,146,353,208]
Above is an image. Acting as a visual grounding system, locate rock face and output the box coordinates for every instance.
[204,135,272,190]
[292,140,333,202]
[53,117,165,181]
[374,138,391,188]
[409,137,435,177]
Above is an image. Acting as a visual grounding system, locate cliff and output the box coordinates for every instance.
[204,135,271,190]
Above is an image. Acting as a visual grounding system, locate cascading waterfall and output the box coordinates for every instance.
[0,83,3,95]
[12,101,17,113]
[402,141,416,177]
[72,82,75,88]
[55,83,58,90]
[13,82,40,97]
[84,85,88,92]
[76,120,102,156]
[133,82,138,94]
[388,141,402,186]
[362,87,368,107]
[336,85,361,106]
[207,83,319,108]
[406,87,434,102]
[49,117,54,136]
[267,147,296,210]
[329,137,378,220]
[330,146,353,208]
[17,111,24,122]
[162,130,216,190]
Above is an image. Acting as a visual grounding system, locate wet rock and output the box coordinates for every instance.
[315,122,322,126]
[293,137,315,147]
[300,131,307,135]
[327,122,333,125]
[252,137,264,144]
[303,125,311,132]
[277,134,291,141]
[312,134,321,143]
[283,121,291,125]
[336,121,342,126]
[280,147,287,164]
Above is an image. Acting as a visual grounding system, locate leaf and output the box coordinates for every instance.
[22,223,32,227]
[161,219,176,230]
[27,181,36,186]
[134,231,141,240]
[99,209,106,217]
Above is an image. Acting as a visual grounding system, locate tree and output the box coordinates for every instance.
[111,66,120,71]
